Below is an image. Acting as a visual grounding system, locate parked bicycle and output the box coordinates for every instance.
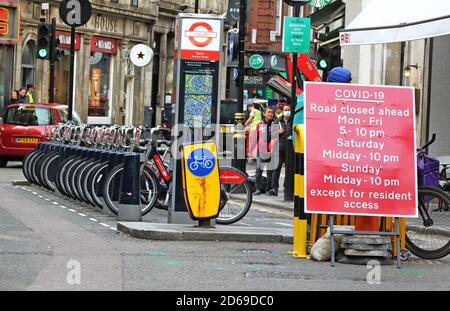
[405,134,450,259]
[101,127,253,224]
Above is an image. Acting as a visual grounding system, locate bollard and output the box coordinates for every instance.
[289,125,307,258]
[284,137,294,201]
[117,153,142,221]
[231,113,246,174]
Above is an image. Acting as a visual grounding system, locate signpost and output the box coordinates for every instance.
[282,17,311,53]
[171,14,224,224]
[59,0,92,121]
[304,83,417,218]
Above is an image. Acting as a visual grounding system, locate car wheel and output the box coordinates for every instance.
[0,157,8,168]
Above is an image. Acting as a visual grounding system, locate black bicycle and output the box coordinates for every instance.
[405,134,450,259]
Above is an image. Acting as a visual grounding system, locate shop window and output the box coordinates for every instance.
[131,0,138,7]
[21,41,36,89]
[88,52,111,118]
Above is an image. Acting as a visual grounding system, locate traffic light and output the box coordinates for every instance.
[330,47,342,69]
[317,46,331,71]
[54,38,64,62]
[37,22,52,59]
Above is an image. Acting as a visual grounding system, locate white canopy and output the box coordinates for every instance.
[340,0,450,46]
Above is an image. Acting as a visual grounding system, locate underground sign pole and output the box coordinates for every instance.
[283,0,309,201]
[59,0,92,121]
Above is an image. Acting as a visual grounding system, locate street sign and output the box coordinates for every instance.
[304,83,417,217]
[59,0,92,28]
[180,18,222,61]
[227,0,240,22]
[130,44,154,67]
[249,54,264,70]
[282,17,310,53]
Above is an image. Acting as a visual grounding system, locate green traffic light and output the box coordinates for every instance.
[319,59,328,69]
[38,48,48,58]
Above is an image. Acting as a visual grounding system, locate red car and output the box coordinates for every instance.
[0,103,78,167]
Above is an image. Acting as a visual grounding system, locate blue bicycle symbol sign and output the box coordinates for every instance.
[187,148,215,177]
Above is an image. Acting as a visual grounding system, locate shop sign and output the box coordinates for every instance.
[91,36,119,54]
[249,54,264,70]
[304,83,417,217]
[56,31,81,50]
[0,2,20,44]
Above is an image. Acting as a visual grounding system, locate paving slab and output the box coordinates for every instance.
[117,222,294,244]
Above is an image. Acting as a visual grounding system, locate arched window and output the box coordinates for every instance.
[21,41,36,88]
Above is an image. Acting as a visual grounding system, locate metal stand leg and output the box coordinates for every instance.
[396,218,401,269]
[330,215,335,267]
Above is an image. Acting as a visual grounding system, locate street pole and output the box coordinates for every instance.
[49,17,56,103]
[284,3,301,202]
[195,0,199,13]
[232,0,247,173]
[67,26,75,121]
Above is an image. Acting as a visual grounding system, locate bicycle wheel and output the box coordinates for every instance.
[216,167,253,225]
[102,164,159,216]
[405,186,450,259]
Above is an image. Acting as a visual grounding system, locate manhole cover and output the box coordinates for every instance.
[241,249,271,255]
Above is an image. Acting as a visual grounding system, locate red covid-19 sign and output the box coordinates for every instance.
[304,82,417,217]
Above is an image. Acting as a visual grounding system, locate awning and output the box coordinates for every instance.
[340,0,450,46]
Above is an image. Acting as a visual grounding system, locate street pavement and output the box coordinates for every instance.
[0,161,449,291]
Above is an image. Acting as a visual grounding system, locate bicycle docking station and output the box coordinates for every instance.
[180,142,221,228]
[25,141,142,220]
[117,153,142,222]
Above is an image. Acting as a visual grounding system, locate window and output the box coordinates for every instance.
[5,106,52,126]
[88,53,111,118]
[21,41,36,89]
[131,0,138,7]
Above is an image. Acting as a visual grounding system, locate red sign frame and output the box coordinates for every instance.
[56,31,81,50]
[90,36,119,54]
[304,82,417,218]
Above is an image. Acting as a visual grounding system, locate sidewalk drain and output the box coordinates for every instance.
[241,249,271,255]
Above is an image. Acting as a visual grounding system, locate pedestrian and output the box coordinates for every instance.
[254,106,276,195]
[9,90,19,105]
[17,88,29,103]
[244,101,263,159]
[26,84,34,104]
[269,105,292,196]
[275,104,284,120]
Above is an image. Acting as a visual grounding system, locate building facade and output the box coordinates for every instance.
[343,0,450,156]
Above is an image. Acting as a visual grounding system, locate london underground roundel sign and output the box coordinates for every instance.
[180,18,222,61]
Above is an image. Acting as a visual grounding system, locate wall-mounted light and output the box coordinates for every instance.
[404,64,418,78]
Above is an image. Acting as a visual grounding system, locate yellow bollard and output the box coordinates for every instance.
[289,125,307,258]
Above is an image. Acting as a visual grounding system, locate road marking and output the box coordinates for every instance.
[275,222,293,227]
[68,209,76,213]
[52,202,59,205]
[44,198,51,201]
[32,192,37,195]
[60,205,67,209]
[89,218,98,222]
[78,213,87,217]
[100,223,110,228]
[38,195,43,198]
[109,227,117,231]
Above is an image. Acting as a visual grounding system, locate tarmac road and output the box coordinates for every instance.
[0,162,449,291]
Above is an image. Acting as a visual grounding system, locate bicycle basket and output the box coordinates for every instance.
[417,150,440,188]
